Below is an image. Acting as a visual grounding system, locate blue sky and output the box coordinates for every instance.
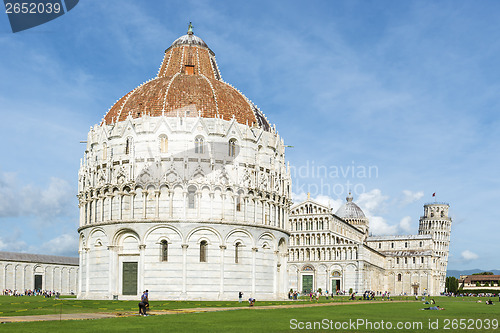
[0,0,499,271]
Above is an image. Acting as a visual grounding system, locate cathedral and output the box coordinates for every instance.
[288,195,451,296]
[76,27,451,300]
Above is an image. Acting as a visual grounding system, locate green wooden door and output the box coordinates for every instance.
[122,262,138,295]
[332,279,341,293]
[302,275,313,293]
[34,275,42,290]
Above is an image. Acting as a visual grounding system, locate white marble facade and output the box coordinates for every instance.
[0,252,78,294]
[78,115,291,300]
[287,198,452,296]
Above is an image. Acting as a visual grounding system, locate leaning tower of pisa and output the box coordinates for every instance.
[418,203,452,293]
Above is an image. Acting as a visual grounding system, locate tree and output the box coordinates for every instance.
[472,272,493,275]
[445,276,459,293]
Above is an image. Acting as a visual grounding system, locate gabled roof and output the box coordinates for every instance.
[0,251,78,266]
[460,275,500,283]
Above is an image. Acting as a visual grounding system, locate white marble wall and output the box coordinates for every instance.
[78,115,291,300]
[0,261,78,294]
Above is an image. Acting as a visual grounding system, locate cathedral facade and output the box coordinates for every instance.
[287,195,451,296]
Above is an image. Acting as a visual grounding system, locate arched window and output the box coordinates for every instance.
[396,258,399,264]
[235,242,241,263]
[160,240,168,262]
[391,242,394,249]
[397,274,402,282]
[102,143,107,160]
[159,135,168,153]
[228,139,237,157]
[405,242,408,248]
[236,193,242,212]
[125,137,133,155]
[419,241,423,247]
[188,186,196,209]
[195,136,204,154]
[200,240,208,262]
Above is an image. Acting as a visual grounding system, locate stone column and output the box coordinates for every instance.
[181,244,189,295]
[13,265,18,290]
[197,192,201,218]
[182,191,187,219]
[253,197,257,224]
[2,265,5,291]
[119,193,123,220]
[129,191,135,219]
[155,190,160,218]
[108,245,118,298]
[60,267,63,293]
[138,244,146,294]
[169,189,173,218]
[142,192,147,219]
[86,201,90,225]
[251,247,258,296]
[261,200,265,224]
[243,196,248,222]
[79,204,83,226]
[273,250,279,297]
[219,245,226,299]
[209,192,214,219]
[108,195,113,221]
[221,193,226,220]
[85,247,90,296]
[21,265,26,292]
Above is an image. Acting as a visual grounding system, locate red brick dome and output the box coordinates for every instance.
[103,30,270,130]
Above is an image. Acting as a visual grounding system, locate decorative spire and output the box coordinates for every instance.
[307,192,310,200]
[346,192,353,202]
[188,22,194,35]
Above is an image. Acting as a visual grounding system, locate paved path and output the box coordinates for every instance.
[0,300,409,323]
[149,300,409,314]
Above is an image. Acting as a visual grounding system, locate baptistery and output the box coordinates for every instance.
[77,27,291,300]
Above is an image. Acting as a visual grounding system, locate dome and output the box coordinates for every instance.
[102,27,270,131]
[335,193,366,219]
[170,34,210,50]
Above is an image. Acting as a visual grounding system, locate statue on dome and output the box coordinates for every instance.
[188,22,193,34]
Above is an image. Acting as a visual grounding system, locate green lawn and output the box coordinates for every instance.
[0,296,498,332]
[0,295,361,317]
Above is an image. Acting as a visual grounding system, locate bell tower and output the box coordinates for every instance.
[418,202,452,293]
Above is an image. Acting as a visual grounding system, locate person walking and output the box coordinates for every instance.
[139,290,149,316]
[238,291,243,303]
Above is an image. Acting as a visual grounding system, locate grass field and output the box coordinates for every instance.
[0,296,498,332]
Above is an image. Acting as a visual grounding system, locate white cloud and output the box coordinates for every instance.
[461,250,479,261]
[291,192,343,212]
[399,190,424,206]
[0,172,74,220]
[0,235,28,252]
[369,216,398,235]
[398,216,413,233]
[39,233,78,257]
[355,189,416,235]
[357,189,389,215]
